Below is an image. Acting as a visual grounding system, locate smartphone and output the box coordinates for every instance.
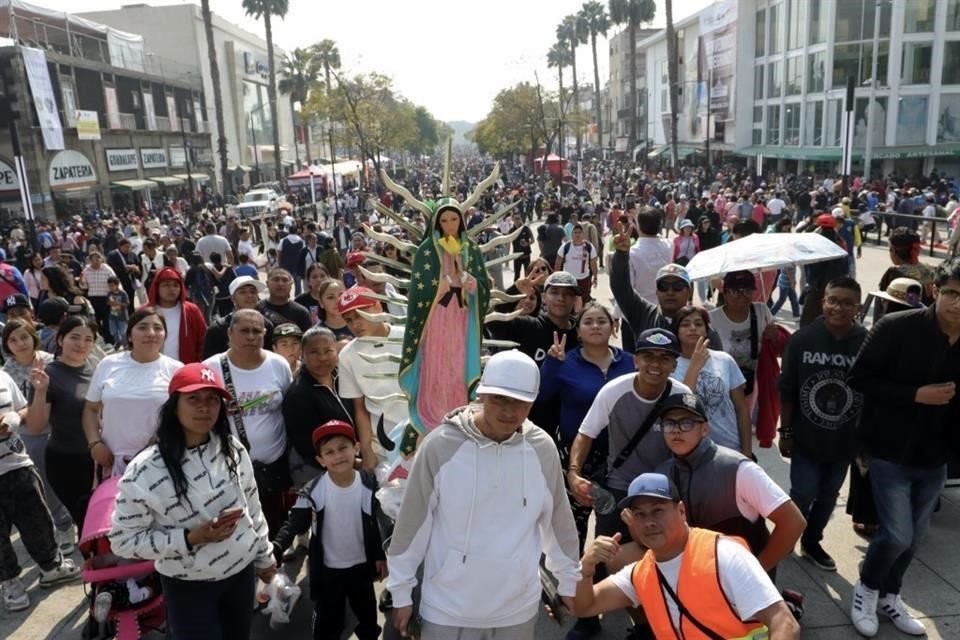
[213,506,243,527]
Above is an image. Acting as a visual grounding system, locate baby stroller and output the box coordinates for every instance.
[78,477,166,640]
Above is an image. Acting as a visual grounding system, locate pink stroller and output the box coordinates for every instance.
[78,477,166,640]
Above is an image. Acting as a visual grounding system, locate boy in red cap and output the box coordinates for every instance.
[271,420,385,640]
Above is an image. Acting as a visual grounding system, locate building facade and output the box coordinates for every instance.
[608,28,659,157]
[81,3,298,192]
[0,1,212,220]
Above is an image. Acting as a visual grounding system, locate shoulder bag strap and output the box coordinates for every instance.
[749,303,759,360]
[220,354,250,450]
[610,380,673,472]
[655,565,726,640]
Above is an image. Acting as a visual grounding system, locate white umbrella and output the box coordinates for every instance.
[685,233,848,281]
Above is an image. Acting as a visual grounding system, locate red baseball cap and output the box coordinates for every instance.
[345,252,365,268]
[815,213,836,229]
[311,420,358,449]
[168,363,232,400]
[337,286,377,314]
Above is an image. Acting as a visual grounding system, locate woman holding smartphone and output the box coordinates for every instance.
[109,363,275,639]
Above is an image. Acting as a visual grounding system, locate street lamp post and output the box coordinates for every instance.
[863,0,884,181]
[328,127,339,218]
[249,111,261,184]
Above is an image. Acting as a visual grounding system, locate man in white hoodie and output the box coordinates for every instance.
[387,350,581,640]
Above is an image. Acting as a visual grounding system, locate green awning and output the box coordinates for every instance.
[647,145,668,158]
[737,146,842,161]
[111,179,156,190]
[173,173,211,183]
[149,176,184,187]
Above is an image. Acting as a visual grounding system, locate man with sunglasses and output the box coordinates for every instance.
[847,257,960,638]
[654,394,805,576]
[610,225,723,352]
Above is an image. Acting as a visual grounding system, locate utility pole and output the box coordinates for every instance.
[328,127,339,217]
[705,69,712,178]
[180,112,194,204]
[249,112,260,184]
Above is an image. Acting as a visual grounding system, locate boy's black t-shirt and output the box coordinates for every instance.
[777,317,867,462]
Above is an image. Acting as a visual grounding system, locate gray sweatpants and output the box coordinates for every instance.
[421,615,536,640]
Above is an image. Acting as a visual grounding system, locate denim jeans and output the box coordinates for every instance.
[108,316,127,348]
[770,284,800,317]
[788,451,848,546]
[860,458,946,595]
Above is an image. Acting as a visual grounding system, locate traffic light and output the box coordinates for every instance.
[0,56,20,126]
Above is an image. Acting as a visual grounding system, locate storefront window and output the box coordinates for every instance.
[756,9,766,57]
[784,104,800,145]
[904,0,936,33]
[897,96,929,145]
[769,3,783,54]
[853,97,887,147]
[767,105,781,145]
[809,0,827,45]
[786,57,802,95]
[938,94,960,142]
[944,42,960,85]
[804,100,824,146]
[902,43,933,84]
[768,60,782,98]
[808,51,825,92]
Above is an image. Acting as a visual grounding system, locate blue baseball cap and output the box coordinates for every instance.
[633,328,680,356]
[618,473,681,509]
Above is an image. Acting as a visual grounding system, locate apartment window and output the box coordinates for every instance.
[833,42,888,87]
[786,57,802,95]
[950,0,960,31]
[756,9,766,57]
[786,0,803,50]
[770,3,783,54]
[754,106,763,123]
[836,0,892,42]
[904,0,936,33]
[938,94,960,142]
[804,101,824,146]
[755,65,765,100]
[897,96,928,145]
[784,104,800,145]
[768,60,782,98]
[809,0,827,44]
[853,97,888,147]
[753,128,763,145]
[944,42,960,85]
[808,51,825,92]
[902,43,933,84]
[827,98,842,146]
[767,105,781,145]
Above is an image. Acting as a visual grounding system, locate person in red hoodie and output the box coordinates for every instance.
[143,267,207,363]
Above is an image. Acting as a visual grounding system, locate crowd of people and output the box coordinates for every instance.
[0,155,955,640]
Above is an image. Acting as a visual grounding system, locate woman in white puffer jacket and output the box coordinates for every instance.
[109,362,276,640]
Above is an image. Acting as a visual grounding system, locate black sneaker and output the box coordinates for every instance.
[801,542,837,572]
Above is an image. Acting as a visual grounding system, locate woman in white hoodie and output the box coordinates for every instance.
[109,362,275,640]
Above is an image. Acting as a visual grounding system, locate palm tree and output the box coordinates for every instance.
[547,42,572,158]
[241,0,289,182]
[557,15,583,159]
[279,47,318,165]
[310,39,341,98]
[200,0,230,193]
[579,1,610,155]
[608,0,655,155]
[665,0,679,169]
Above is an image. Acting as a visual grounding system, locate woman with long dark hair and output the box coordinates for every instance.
[110,363,276,639]
[24,253,46,309]
[42,265,93,316]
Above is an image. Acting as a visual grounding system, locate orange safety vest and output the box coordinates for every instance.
[631,527,769,640]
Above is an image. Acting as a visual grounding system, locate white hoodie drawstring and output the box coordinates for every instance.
[521,431,528,507]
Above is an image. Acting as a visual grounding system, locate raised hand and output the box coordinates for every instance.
[30,356,49,394]
[547,331,567,361]
[612,222,632,252]
[690,336,710,370]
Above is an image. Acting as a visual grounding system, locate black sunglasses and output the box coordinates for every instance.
[657,280,689,292]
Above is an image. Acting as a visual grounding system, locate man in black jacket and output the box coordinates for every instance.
[106,238,139,313]
[847,257,960,638]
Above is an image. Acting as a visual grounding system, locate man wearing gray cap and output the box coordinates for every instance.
[387,350,580,640]
[571,472,799,639]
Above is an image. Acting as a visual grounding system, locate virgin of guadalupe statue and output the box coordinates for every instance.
[398,196,489,432]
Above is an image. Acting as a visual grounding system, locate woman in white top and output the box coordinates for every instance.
[24,253,46,309]
[83,307,182,476]
[671,306,753,457]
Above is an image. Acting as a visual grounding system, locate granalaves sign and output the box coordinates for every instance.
[48,150,97,191]
[105,148,139,172]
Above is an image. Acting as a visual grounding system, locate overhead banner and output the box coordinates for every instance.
[21,47,64,151]
[140,147,168,169]
[104,86,121,130]
[75,110,101,140]
[106,148,138,172]
[143,92,157,131]
[48,150,97,191]
[699,0,737,120]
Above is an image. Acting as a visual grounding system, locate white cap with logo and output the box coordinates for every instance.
[475,350,540,402]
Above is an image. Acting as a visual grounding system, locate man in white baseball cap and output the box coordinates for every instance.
[387,350,580,640]
[202,275,271,359]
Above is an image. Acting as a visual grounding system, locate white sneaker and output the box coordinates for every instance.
[878,594,927,636]
[38,558,81,588]
[2,577,29,612]
[56,524,78,555]
[851,580,879,637]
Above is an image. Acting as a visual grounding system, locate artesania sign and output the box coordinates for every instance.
[48,150,97,190]
[105,148,139,172]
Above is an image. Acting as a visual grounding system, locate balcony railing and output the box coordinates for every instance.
[156,116,171,132]
[117,113,137,130]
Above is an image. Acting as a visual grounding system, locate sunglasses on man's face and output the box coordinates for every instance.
[657,280,689,293]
